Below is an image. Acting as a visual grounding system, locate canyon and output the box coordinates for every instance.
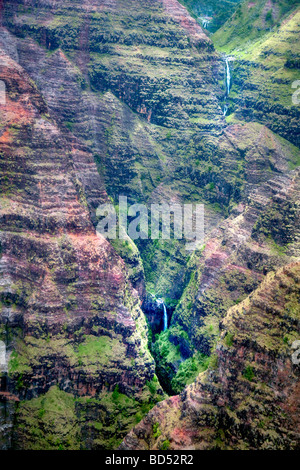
[0,0,299,450]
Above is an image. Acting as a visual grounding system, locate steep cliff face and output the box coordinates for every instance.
[151,121,300,394]
[0,0,299,451]
[0,46,162,450]
[1,0,228,301]
[3,0,219,133]
[121,262,300,450]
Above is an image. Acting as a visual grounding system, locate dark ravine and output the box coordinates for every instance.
[0,0,299,450]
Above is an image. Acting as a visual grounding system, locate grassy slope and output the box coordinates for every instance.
[3,0,227,304]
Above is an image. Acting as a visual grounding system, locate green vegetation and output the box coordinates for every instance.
[253,199,299,250]
[152,325,212,394]
[171,352,210,393]
[160,439,171,450]
[179,0,243,33]
[2,0,300,452]
[173,264,259,357]
[153,422,162,439]
[213,0,300,53]
[15,386,81,450]
[213,1,300,145]
[243,365,255,381]
[224,332,235,347]
[63,121,74,132]
[14,375,164,450]
[75,335,119,367]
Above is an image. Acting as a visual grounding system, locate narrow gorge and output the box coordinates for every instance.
[0,0,299,452]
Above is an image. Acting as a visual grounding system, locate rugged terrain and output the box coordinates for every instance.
[0,41,162,450]
[0,0,299,450]
[122,262,300,450]
[2,0,226,301]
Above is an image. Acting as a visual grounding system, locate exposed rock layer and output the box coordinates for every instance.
[0,46,161,450]
[0,0,299,451]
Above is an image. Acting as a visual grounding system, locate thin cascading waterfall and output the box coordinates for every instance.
[162,302,168,331]
[154,297,168,331]
[225,57,231,96]
[223,56,232,116]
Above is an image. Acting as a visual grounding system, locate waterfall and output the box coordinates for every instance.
[162,302,168,331]
[0,341,13,450]
[0,342,5,371]
[225,57,231,96]
[199,17,210,29]
[223,56,233,116]
[153,296,168,331]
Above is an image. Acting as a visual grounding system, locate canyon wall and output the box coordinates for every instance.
[0,0,299,450]
[0,44,162,450]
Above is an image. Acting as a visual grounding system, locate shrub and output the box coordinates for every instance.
[112,384,120,401]
[225,332,234,347]
[171,353,210,393]
[265,10,273,22]
[243,365,255,381]
[153,422,161,439]
[160,439,170,450]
